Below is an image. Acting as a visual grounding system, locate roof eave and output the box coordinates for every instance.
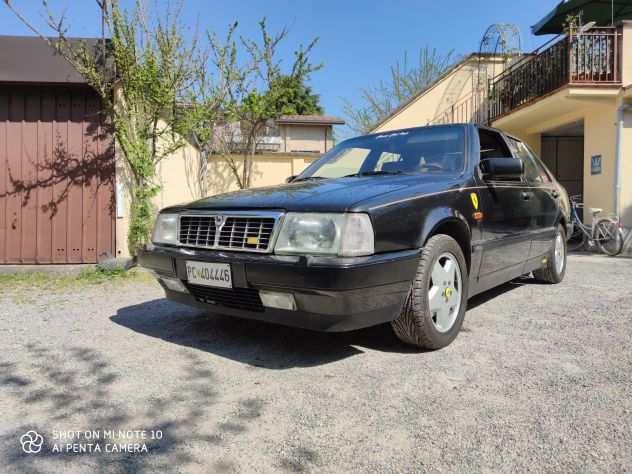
[275,119,345,126]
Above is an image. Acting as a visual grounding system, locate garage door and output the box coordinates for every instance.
[0,85,115,264]
[541,136,584,199]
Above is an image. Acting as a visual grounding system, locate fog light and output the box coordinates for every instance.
[259,291,297,311]
[159,277,189,293]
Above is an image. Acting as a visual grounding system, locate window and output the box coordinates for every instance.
[300,125,466,179]
[506,137,551,184]
[528,148,554,183]
[375,152,402,170]
[311,147,371,178]
[478,129,511,159]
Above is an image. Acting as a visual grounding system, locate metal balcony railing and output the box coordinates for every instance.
[430,91,489,126]
[488,27,622,122]
[429,27,623,127]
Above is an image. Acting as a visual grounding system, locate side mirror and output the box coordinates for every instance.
[480,157,523,180]
[285,175,297,183]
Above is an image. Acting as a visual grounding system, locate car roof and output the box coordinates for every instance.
[365,123,514,139]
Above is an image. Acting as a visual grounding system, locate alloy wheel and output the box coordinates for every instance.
[428,252,463,333]
[554,231,565,274]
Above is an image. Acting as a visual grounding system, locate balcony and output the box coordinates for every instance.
[488,27,622,122]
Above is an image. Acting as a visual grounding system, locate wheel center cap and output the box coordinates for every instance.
[444,287,453,300]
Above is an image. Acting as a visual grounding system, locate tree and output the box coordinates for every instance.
[176,29,233,199]
[267,74,323,116]
[343,48,456,134]
[4,0,198,256]
[203,19,323,189]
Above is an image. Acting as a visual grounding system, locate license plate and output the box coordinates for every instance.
[185,261,232,288]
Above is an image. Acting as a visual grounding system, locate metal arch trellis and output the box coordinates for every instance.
[429,23,523,126]
[476,23,522,92]
[472,23,522,125]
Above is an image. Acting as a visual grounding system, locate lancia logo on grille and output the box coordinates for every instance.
[214,215,224,226]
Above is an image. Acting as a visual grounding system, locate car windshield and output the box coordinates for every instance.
[298,125,466,180]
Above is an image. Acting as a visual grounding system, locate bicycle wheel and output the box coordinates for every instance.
[593,218,624,256]
[567,225,587,252]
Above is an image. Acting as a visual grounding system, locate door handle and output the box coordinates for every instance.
[520,191,532,201]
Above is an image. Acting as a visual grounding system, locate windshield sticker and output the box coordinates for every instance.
[375,131,409,140]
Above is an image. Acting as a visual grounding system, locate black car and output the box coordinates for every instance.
[139,124,571,350]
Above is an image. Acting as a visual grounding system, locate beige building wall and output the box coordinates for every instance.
[497,100,623,224]
[281,124,333,153]
[374,56,506,132]
[617,97,632,226]
[617,22,632,227]
[494,100,632,236]
[582,101,632,229]
[114,132,204,258]
[498,24,632,230]
[583,105,618,220]
[207,153,319,195]
[115,144,319,257]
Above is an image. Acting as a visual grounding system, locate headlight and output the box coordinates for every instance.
[274,213,374,256]
[151,213,178,245]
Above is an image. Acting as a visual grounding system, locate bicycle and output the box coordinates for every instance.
[568,195,624,256]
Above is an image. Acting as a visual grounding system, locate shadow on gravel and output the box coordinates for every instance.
[111,275,544,370]
[0,342,258,472]
[467,278,527,310]
[111,299,419,370]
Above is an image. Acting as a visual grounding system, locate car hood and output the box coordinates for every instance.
[168,175,456,213]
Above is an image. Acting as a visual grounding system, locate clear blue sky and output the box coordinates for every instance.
[1,0,557,133]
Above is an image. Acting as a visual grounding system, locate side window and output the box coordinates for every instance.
[526,146,553,183]
[507,138,550,184]
[478,129,511,159]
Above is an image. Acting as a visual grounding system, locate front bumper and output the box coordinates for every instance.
[138,245,420,332]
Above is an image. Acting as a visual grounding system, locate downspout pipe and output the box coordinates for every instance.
[614,103,632,217]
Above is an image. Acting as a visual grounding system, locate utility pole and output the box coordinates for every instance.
[612,0,615,25]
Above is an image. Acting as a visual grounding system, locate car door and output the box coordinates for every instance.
[475,129,533,287]
[505,137,559,264]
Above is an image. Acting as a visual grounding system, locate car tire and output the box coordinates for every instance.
[391,234,468,350]
[533,224,567,284]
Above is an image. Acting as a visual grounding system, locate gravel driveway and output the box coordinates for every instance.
[1,254,631,473]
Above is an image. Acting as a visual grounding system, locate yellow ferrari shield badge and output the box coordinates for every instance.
[470,192,479,210]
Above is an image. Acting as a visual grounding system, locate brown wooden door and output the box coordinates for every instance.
[0,85,115,264]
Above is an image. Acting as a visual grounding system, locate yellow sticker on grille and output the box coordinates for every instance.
[470,192,479,210]
[247,237,259,245]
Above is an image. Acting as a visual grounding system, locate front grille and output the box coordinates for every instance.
[178,214,278,253]
[217,217,275,251]
[185,284,264,312]
[179,216,217,247]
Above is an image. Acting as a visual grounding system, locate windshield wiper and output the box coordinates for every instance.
[342,170,404,178]
[292,176,329,182]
